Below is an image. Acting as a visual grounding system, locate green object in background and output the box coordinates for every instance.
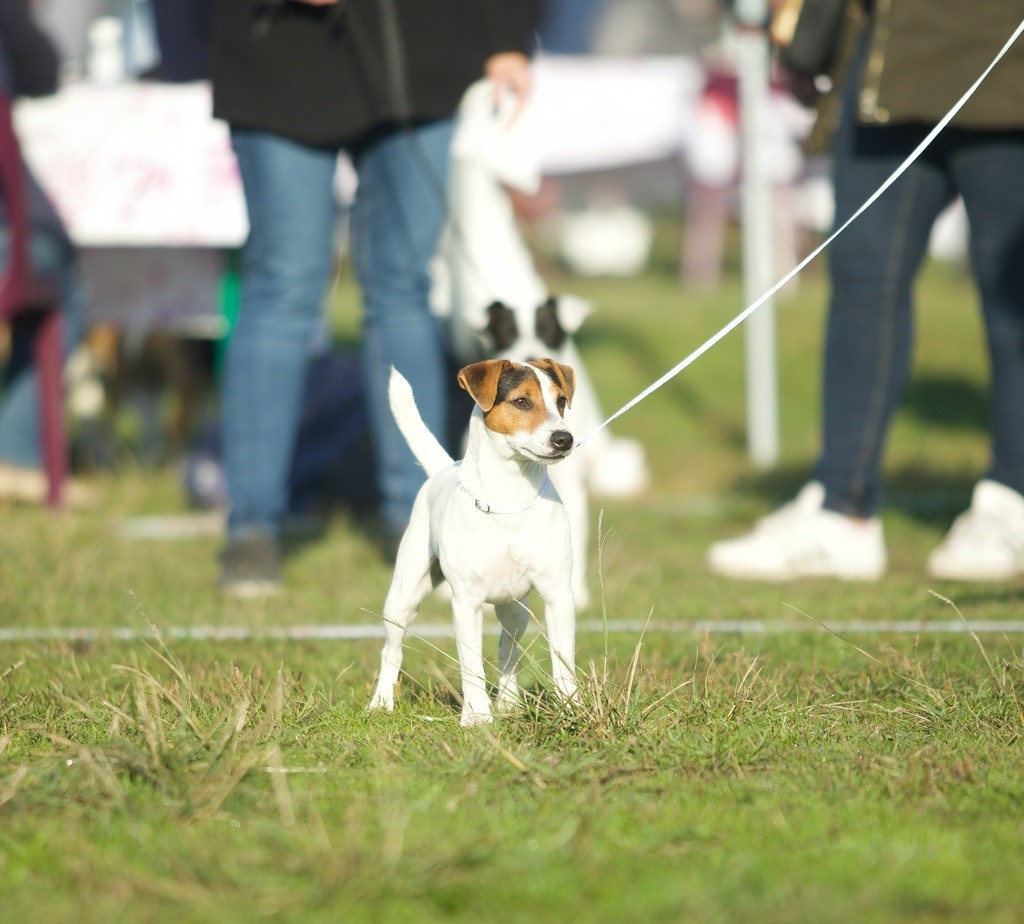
[215,249,242,375]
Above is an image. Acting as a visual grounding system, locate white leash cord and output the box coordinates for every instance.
[577,17,1024,447]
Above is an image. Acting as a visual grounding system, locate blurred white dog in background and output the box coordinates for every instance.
[431,79,649,609]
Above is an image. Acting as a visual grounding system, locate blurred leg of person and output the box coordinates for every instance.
[927,129,1024,580]
[815,121,953,518]
[351,119,454,541]
[220,128,338,596]
[0,229,86,502]
[951,130,1024,497]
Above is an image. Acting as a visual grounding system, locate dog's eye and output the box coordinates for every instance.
[556,395,567,414]
[512,396,532,410]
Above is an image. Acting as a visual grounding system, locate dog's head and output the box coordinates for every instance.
[457,358,576,464]
[483,295,592,363]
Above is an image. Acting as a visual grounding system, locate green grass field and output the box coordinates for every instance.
[2,251,1023,922]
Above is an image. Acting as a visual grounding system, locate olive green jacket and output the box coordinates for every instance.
[810,0,1024,149]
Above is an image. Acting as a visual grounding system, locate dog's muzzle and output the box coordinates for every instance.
[550,430,574,454]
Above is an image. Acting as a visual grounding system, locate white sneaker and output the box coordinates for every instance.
[927,480,1024,581]
[708,482,887,581]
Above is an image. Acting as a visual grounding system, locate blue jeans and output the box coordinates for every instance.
[815,71,1024,517]
[0,231,84,468]
[225,120,453,541]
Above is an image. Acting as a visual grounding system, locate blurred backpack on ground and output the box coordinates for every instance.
[183,349,379,516]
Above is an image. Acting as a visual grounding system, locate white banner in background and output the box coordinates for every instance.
[15,82,248,247]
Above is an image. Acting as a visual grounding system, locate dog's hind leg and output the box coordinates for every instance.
[368,521,434,713]
[494,599,531,712]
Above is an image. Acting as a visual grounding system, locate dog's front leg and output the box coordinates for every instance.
[451,595,493,726]
[537,584,578,702]
[494,599,530,712]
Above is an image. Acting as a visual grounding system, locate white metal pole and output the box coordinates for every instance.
[734,0,780,468]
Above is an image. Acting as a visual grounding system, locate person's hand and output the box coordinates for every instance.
[484,52,531,123]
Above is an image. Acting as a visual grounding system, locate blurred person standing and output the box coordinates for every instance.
[709,0,1024,582]
[211,0,536,596]
[0,0,87,503]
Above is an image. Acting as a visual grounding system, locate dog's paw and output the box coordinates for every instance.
[460,705,494,727]
[495,676,521,713]
[367,690,395,713]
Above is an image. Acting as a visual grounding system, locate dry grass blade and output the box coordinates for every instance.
[0,659,24,683]
[479,727,547,789]
[0,764,28,809]
[113,661,204,737]
[929,589,1023,721]
[265,742,296,827]
[726,656,766,721]
[928,590,996,679]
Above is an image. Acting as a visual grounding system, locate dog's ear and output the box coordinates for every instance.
[529,358,576,410]
[556,362,576,409]
[458,360,507,412]
[552,294,592,335]
[535,297,566,350]
[485,302,519,351]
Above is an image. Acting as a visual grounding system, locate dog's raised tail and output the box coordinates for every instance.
[388,368,454,477]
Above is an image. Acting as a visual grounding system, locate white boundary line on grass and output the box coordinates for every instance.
[2,619,1024,644]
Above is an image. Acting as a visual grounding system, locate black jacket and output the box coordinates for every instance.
[212,0,538,149]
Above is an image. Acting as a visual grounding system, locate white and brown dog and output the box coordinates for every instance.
[369,359,579,726]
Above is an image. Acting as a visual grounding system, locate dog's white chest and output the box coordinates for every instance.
[437,498,568,605]
[466,553,534,604]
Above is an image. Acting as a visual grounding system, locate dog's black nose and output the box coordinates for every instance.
[550,430,574,453]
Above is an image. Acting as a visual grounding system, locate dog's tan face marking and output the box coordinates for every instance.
[527,359,575,414]
[483,369,548,436]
